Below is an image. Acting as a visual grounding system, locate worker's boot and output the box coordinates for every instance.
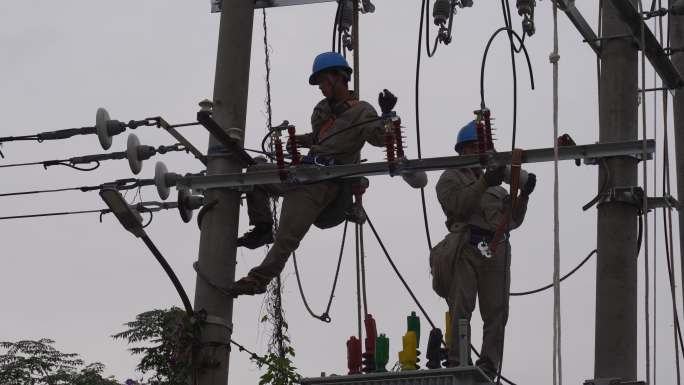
[237,223,273,249]
[230,276,268,296]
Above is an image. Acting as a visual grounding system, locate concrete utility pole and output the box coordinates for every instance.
[193,1,254,384]
[595,0,639,380]
[671,1,684,312]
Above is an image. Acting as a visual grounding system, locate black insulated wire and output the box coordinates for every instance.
[0,209,107,221]
[479,27,535,110]
[292,220,349,323]
[0,178,155,198]
[510,250,597,296]
[140,235,193,315]
[414,0,434,250]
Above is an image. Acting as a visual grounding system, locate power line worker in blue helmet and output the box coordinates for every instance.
[231,51,398,296]
[429,120,537,376]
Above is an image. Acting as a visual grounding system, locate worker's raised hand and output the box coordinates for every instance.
[378,89,398,114]
[484,165,506,187]
[521,173,537,196]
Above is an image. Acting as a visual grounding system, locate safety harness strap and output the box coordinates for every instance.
[490,149,524,253]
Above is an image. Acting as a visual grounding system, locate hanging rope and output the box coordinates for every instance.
[550,2,562,385]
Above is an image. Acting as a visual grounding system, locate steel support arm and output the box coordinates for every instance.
[177,140,655,192]
[212,0,336,12]
[609,0,684,89]
[557,0,602,55]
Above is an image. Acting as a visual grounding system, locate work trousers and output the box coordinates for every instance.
[245,179,339,284]
[433,237,511,371]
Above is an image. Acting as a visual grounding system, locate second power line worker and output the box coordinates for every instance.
[429,121,536,376]
[230,51,397,296]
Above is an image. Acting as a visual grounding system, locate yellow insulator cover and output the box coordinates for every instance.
[444,311,452,351]
[398,331,417,371]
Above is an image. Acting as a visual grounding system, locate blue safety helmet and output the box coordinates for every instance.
[455,120,478,153]
[309,52,353,85]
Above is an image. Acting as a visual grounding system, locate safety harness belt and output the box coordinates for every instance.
[490,149,524,253]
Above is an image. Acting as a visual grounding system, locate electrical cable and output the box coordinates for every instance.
[291,220,349,323]
[414,0,433,250]
[130,225,299,382]
[362,207,437,330]
[582,160,611,211]
[0,143,186,172]
[259,117,384,162]
[355,222,363,340]
[0,186,83,197]
[493,3,529,383]
[0,178,155,198]
[140,234,193,315]
[332,0,341,52]
[510,250,597,296]
[363,205,518,385]
[317,117,384,146]
[652,4,662,382]
[0,208,107,221]
[228,338,301,383]
[359,222,369,318]
[662,64,682,383]
[479,27,535,110]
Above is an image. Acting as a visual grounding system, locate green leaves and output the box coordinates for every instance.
[113,308,198,385]
[0,339,121,385]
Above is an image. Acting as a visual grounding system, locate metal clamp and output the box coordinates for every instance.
[598,186,681,211]
[584,151,652,165]
[204,315,233,333]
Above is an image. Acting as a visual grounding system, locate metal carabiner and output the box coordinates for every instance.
[478,240,493,258]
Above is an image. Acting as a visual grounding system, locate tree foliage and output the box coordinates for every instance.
[113,308,198,385]
[0,339,121,385]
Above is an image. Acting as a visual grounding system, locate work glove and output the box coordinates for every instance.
[521,173,537,196]
[378,89,398,114]
[484,165,506,187]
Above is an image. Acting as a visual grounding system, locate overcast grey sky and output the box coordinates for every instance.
[0,1,680,384]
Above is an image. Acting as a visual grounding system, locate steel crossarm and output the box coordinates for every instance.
[176,140,655,192]
[609,0,684,89]
[556,0,601,55]
[255,0,335,7]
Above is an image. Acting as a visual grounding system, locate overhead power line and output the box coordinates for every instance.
[0,201,181,222]
[0,141,186,173]
[0,178,155,198]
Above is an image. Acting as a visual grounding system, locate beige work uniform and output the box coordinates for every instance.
[429,168,528,371]
[248,97,385,284]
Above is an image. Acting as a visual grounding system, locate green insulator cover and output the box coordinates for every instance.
[407,311,421,346]
[374,334,389,372]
